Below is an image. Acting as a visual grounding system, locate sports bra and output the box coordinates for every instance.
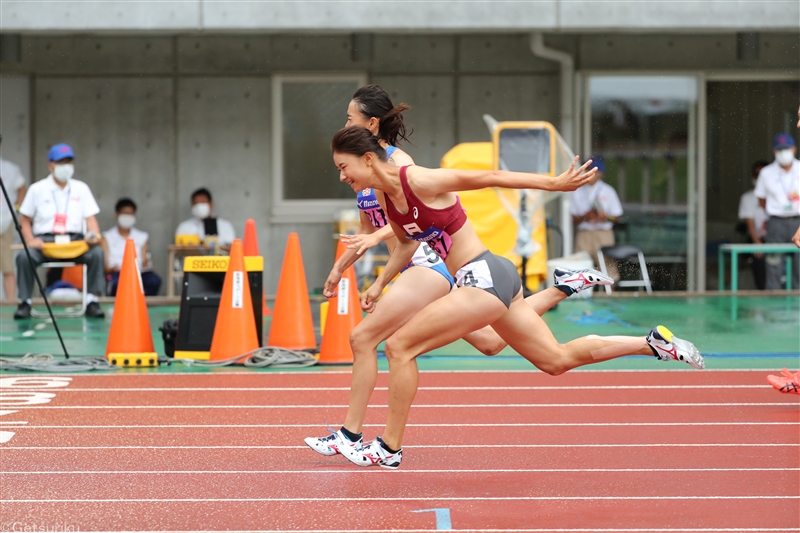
[383,165,467,259]
[356,146,396,229]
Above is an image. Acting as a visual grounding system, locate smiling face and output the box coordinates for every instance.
[334,151,375,192]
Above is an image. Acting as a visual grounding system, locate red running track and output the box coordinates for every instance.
[0,370,798,532]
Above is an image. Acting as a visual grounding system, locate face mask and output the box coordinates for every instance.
[775,149,795,167]
[117,214,136,229]
[191,203,211,219]
[53,164,74,182]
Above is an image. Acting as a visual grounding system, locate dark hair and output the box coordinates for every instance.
[191,187,212,202]
[115,198,137,213]
[351,84,412,147]
[331,126,388,161]
[751,160,769,177]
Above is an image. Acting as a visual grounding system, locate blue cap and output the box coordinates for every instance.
[773,133,795,150]
[589,156,605,174]
[48,143,74,162]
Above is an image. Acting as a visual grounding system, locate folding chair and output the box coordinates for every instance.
[31,261,89,318]
[596,245,653,295]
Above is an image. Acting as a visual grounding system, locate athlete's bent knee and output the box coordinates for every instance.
[383,336,414,365]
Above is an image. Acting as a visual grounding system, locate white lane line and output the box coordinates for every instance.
[2,422,796,429]
[12,529,794,533]
[3,385,771,391]
[2,468,797,475]
[9,403,798,409]
[2,496,798,502]
[2,443,796,450]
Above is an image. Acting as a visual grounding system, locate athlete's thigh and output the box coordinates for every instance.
[488,297,563,365]
[360,266,451,340]
[389,287,507,357]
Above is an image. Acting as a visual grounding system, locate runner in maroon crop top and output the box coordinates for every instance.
[306,85,598,460]
[330,125,704,470]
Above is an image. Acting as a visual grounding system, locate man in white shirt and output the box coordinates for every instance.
[738,161,769,290]
[0,134,27,301]
[571,157,624,281]
[174,187,235,251]
[754,133,800,290]
[102,198,162,297]
[14,144,105,319]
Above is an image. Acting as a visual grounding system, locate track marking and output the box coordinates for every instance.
[12,403,799,409]
[14,530,794,533]
[2,468,797,474]
[2,443,796,450]
[2,496,798,503]
[2,422,796,428]
[6,385,773,391]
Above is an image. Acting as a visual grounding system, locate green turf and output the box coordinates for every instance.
[1,294,798,372]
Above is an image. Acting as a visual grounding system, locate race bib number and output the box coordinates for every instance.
[410,243,443,268]
[455,260,494,289]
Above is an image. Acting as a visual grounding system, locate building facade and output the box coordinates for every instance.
[1,1,798,293]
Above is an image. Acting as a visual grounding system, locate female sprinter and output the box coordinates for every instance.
[330,125,704,469]
[305,86,611,457]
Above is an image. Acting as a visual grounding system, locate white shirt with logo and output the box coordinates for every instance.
[175,217,236,246]
[754,159,800,217]
[0,157,27,234]
[570,180,623,231]
[738,189,768,239]
[103,226,149,270]
[18,176,100,235]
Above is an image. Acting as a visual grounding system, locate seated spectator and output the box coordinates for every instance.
[175,188,235,251]
[14,143,105,319]
[570,157,624,282]
[0,134,27,301]
[738,160,769,290]
[102,198,161,297]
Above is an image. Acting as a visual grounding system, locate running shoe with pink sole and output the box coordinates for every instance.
[304,426,361,456]
[341,436,403,470]
[767,369,800,395]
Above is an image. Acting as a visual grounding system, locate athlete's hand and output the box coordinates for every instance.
[793,226,800,248]
[340,232,380,256]
[323,268,343,298]
[360,283,383,313]
[553,156,596,192]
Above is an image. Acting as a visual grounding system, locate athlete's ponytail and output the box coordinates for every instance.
[331,126,388,161]
[352,85,413,147]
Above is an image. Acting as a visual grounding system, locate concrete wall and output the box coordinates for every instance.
[1,31,798,293]
[2,1,797,32]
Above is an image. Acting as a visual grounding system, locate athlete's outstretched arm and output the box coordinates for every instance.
[360,220,417,313]
[413,156,596,196]
[324,210,377,297]
[341,223,396,256]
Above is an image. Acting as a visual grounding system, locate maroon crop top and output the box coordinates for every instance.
[383,166,467,259]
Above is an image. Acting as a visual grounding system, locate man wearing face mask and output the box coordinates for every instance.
[14,143,105,319]
[102,198,161,297]
[174,187,235,250]
[754,133,800,290]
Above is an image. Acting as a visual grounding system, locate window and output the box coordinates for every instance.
[272,74,367,222]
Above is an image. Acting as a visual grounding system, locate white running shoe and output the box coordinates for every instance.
[304,426,361,456]
[553,268,614,295]
[341,436,403,470]
[646,325,705,370]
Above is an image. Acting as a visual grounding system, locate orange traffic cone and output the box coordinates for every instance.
[242,218,271,318]
[209,239,259,362]
[267,233,317,350]
[106,239,157,366]
[318,239,362,365]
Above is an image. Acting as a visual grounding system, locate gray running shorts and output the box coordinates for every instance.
[454,250,522,308]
